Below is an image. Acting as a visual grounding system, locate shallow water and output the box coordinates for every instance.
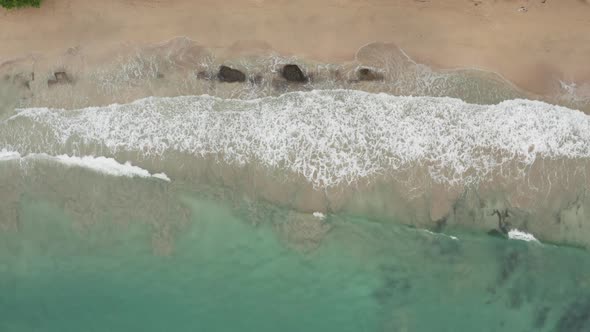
[2,90,590,246]
[1,163,590,332]
[2,47,590,330]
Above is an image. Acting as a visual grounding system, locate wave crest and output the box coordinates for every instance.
[2,90,590,188]
[0,150,170,181]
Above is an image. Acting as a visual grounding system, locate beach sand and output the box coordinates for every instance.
[1,0,590,96]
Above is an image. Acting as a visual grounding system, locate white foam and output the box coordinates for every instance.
[47,155,170,181]
[3,90,590,188]
[422,229,459,241]
[152,173,171,181]
[0,152,170,182]
[508,229,540,243]
[312,212,326,220]
[0,149,21,161]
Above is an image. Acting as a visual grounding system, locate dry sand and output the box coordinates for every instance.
[1,0,589,95]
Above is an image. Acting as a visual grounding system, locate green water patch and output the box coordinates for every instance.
[1,189,590,332]
[0,194,381,332]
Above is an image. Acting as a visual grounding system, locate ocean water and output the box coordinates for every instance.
[1,158,590,332]
[2,83,590,330]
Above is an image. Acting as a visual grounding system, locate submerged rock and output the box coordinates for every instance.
[48,71,71,86]
[217,65,246,83]
[499,250,520,285]
[373,264,412,304]
[554,297,590,332]
[281,64,307,82]
[357,67,384,81]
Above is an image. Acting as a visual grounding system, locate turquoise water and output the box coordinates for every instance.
[1,176,590,332]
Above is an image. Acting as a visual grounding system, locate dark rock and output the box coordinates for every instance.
[48,71,71,86]
[434,217,447,232]
[357,67,384,81]
[217,65,246,83]
[55,72,69,82]
[281,64,307,82]
[492,209,511,234]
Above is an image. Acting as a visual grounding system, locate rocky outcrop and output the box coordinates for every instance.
[281,64,307,82]
[48,71,71,86]
[217,65,246,83]
[357,68,384,81]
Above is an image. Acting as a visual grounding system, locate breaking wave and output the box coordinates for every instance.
[2,90,589,188]
[0,150,170,181]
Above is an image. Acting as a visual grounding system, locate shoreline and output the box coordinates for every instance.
[1,36,588,114]
[1,0,590,97]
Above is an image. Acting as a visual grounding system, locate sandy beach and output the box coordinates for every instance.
[1,0,590,96]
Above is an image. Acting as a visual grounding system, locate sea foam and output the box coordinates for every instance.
[2,90,590,188]
[508,229,540,243]
[0,151,170,181]
[313,212,327,220]
[0,149,21,161]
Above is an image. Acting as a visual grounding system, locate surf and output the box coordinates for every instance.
[2,90,590,247]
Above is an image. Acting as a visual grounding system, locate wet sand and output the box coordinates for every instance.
[1,0,590,96]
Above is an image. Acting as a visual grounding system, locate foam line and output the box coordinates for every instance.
[0,152,170,181]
